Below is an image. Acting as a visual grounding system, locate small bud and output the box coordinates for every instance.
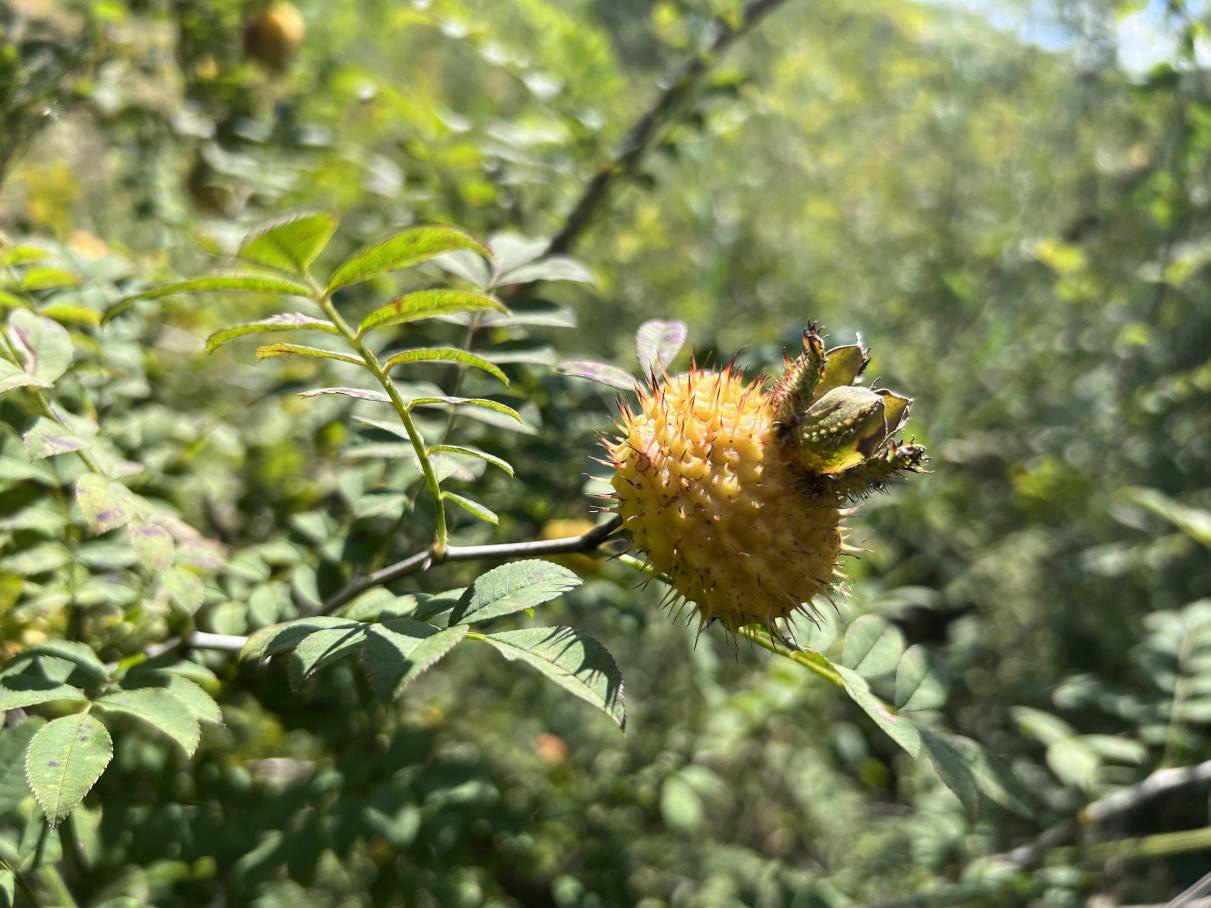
[770,325,826,426]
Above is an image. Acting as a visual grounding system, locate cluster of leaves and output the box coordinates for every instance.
[0,202,1041,904]
[3,0,1211,905]
[243,559,622,727]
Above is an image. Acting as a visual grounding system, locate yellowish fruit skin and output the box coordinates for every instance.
[245,2,305,72]
[610,368,842,633]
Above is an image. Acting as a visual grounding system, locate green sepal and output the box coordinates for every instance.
[770,325,827,426]
[813,344,870,399]
[793,385,891,473]
[820,442,929,501]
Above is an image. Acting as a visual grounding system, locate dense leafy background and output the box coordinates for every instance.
[2,0,1211,905]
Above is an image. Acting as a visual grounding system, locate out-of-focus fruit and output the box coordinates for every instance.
[244,2,305,73]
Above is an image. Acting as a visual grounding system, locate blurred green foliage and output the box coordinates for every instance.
[3,0,1211,905]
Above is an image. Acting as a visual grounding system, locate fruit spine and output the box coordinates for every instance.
[608,325,925,636]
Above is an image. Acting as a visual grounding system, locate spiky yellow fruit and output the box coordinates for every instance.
[606,327,925,636]
[610,367,842,633]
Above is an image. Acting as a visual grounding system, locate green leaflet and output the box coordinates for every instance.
[483,626,625,729]
[206,314,340,352]
[24,713,113,826]
[95,688,202,757]
[382,346,508,385]
[426,444,514,476]
[408,396,522,423]
[356,290,506,336]
[451,560,581,625]
[255,343,364,366]
[443,491,499,525]
[238,211,338,273]
[327,226,490,292]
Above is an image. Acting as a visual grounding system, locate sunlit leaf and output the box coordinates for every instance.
[115,273,312,304]
[443,491,499,525]
[894,644,947,711]
[239,618,352,661]
[484,626,625,729]
[635,320,688,375]
[0,654,89,711]
[22,417,91,459]
[1011,705,1075,745]
[788,606,839,652]
[239,211,338,273]
[451,560,581,625]
[410,589,467,622]
[426,444,514,476]
[479,306,576,329]
[935,734,1032,816]
[326,226,490,292]
[383,346,507,385]
[660,775,704,832]
[255,343,363,366]
[1125,487,1211,549]
[556,360,637,391]
[357,290,506,336]
[1081,734,1147,765]
[7,309,72,388]
[1046,737,1100,790]
[486,347,557,367]
[206,314,340,352]
[37,302,100,327]
[0,360,41,395]
[75,474,140,534]
[127,523,174,573]
[288,624,367,686]
[122,671,222,725]
[497,256,596,287]
[25,713,112,826]
[409,396,522,423]
[15,642,106,686]
[433,249,492,287]
[20,267,78,292]
[298,387,391,403]
[0,246,50,267]
[95,688,202,757]
[840,614,905,679]
[835,664,921,757]
[163,566,205,612]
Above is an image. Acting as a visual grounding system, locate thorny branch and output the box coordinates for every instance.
[141,517,625,661]
[319,515,623,615]
[543,0,790,258]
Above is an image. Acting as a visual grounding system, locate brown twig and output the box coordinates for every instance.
[543,0,790,257]
[318,515,622,615]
